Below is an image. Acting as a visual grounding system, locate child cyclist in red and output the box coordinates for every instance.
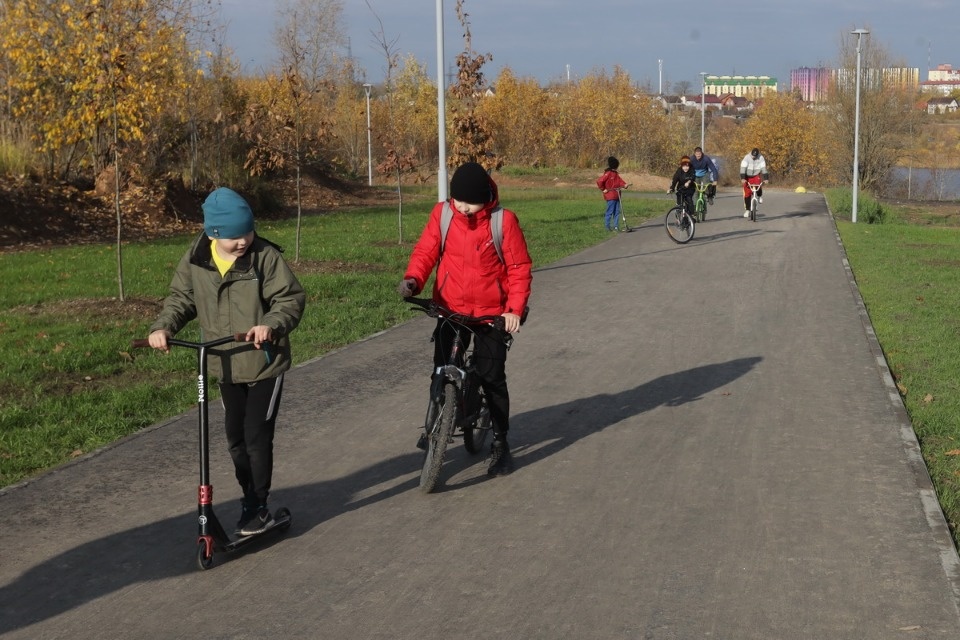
[398,162,532,477]
[597,156,628,231]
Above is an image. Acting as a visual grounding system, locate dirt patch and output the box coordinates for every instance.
[12,296,164,322]
[0,173,396,253]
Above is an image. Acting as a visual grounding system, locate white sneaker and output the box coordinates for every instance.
[758,197,763,204]
[743,210,750,218]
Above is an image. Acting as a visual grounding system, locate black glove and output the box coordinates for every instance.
[397,278,416,297]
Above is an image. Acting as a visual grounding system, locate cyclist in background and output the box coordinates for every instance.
[668,156,697,213]
[690,146,719,205]
[739,148,769,218]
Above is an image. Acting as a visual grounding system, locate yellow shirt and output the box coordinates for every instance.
[210,240,234,277]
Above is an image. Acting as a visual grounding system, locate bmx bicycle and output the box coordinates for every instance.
[692,180,711,223]
[405,296,514,493]
[664,191,696,244]
[746,180,764,222]
[131,333,292,570]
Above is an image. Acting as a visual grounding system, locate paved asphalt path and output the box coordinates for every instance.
[2,190,960,639]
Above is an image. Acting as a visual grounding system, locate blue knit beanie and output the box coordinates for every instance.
[202,187,255,239]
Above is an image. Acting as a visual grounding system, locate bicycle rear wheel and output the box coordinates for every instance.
[463,391,492,454]
[419,382,457,493]
[664,207,695,244]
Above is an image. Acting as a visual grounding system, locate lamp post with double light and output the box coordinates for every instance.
[851,28,868,223]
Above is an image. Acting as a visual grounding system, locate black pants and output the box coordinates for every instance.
[433,320,510,438]
[220,375,285,506]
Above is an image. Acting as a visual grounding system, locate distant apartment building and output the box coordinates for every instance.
[790,67,831,102]
[928,63,960,82]
[704,75,777,99]
[832,67,919,92]
[920,63,960,95]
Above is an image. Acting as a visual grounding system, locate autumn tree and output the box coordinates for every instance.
[447,0,498,171]
[739,91,838,185]
[257,0,343,261]
[828,30,921,193]
[1,0,192,300]
[478,67,553,167]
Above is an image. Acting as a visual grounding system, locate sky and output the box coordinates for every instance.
[217,0,957,91]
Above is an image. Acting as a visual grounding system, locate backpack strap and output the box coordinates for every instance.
[440,201,504,264]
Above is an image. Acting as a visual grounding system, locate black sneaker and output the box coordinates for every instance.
[416,432,428,450]
[239,507,274,536]
[234,500,257,535]
[487,440,514,477]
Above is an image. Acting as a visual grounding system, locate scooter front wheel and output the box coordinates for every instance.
[196,538,215,570]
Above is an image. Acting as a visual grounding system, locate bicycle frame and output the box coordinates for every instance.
[693,180,710,222]
[748,182,762,221]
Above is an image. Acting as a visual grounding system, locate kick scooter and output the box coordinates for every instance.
[132,333,292,570]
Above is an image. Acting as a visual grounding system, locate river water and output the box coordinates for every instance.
[889,167,960,200]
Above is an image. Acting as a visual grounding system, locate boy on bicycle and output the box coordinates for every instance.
[668,156,697,213]
[398,161,532,477]
[690,147,719,204]
[740,148,769,217]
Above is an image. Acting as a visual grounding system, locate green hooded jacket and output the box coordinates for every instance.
[149,232,306,383]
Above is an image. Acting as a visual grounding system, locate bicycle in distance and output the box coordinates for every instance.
[746,181,764,222]
[664,191,696,244]
[405,296,512,493]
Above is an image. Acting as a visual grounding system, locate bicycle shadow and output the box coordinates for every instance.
[439,356,763,491]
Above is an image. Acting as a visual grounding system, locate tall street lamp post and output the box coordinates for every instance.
[363,83,372,186]
[851,28,869,223]
[700,72,707,150]
[435,0,448,201]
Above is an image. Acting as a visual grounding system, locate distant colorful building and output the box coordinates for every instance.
[790,67,831,102]
[704,75,777,99]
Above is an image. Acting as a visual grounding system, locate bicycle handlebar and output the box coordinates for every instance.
[405,297,507,332]
[131,333,251,350]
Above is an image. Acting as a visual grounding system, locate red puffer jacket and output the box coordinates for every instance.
[404,187,532,318]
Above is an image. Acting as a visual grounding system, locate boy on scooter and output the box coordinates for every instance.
[147,187,306,536]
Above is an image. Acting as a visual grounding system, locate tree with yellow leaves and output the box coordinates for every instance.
[1,0,192,300]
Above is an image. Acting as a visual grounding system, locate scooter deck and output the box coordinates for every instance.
[220,510,292,552]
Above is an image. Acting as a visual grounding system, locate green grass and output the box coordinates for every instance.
[829,190,960,546]
[0,188,664,487]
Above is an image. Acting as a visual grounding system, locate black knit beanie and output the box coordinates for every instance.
[449,162,491,204]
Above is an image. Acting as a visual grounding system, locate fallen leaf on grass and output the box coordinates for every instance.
[944,449,960,456]
[896,382,907,395]
[69,449,83,458]
[923,393,934,403]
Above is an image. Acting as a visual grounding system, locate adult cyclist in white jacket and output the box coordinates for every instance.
[739,147,769,217]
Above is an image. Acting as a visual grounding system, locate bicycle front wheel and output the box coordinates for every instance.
[463,391,492,454]
[419,382,458,493]
[750,199,758,222]
[696,197,706,222]
[664,207,695,244]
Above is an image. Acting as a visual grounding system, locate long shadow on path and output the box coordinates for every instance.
[0,357,760,634]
